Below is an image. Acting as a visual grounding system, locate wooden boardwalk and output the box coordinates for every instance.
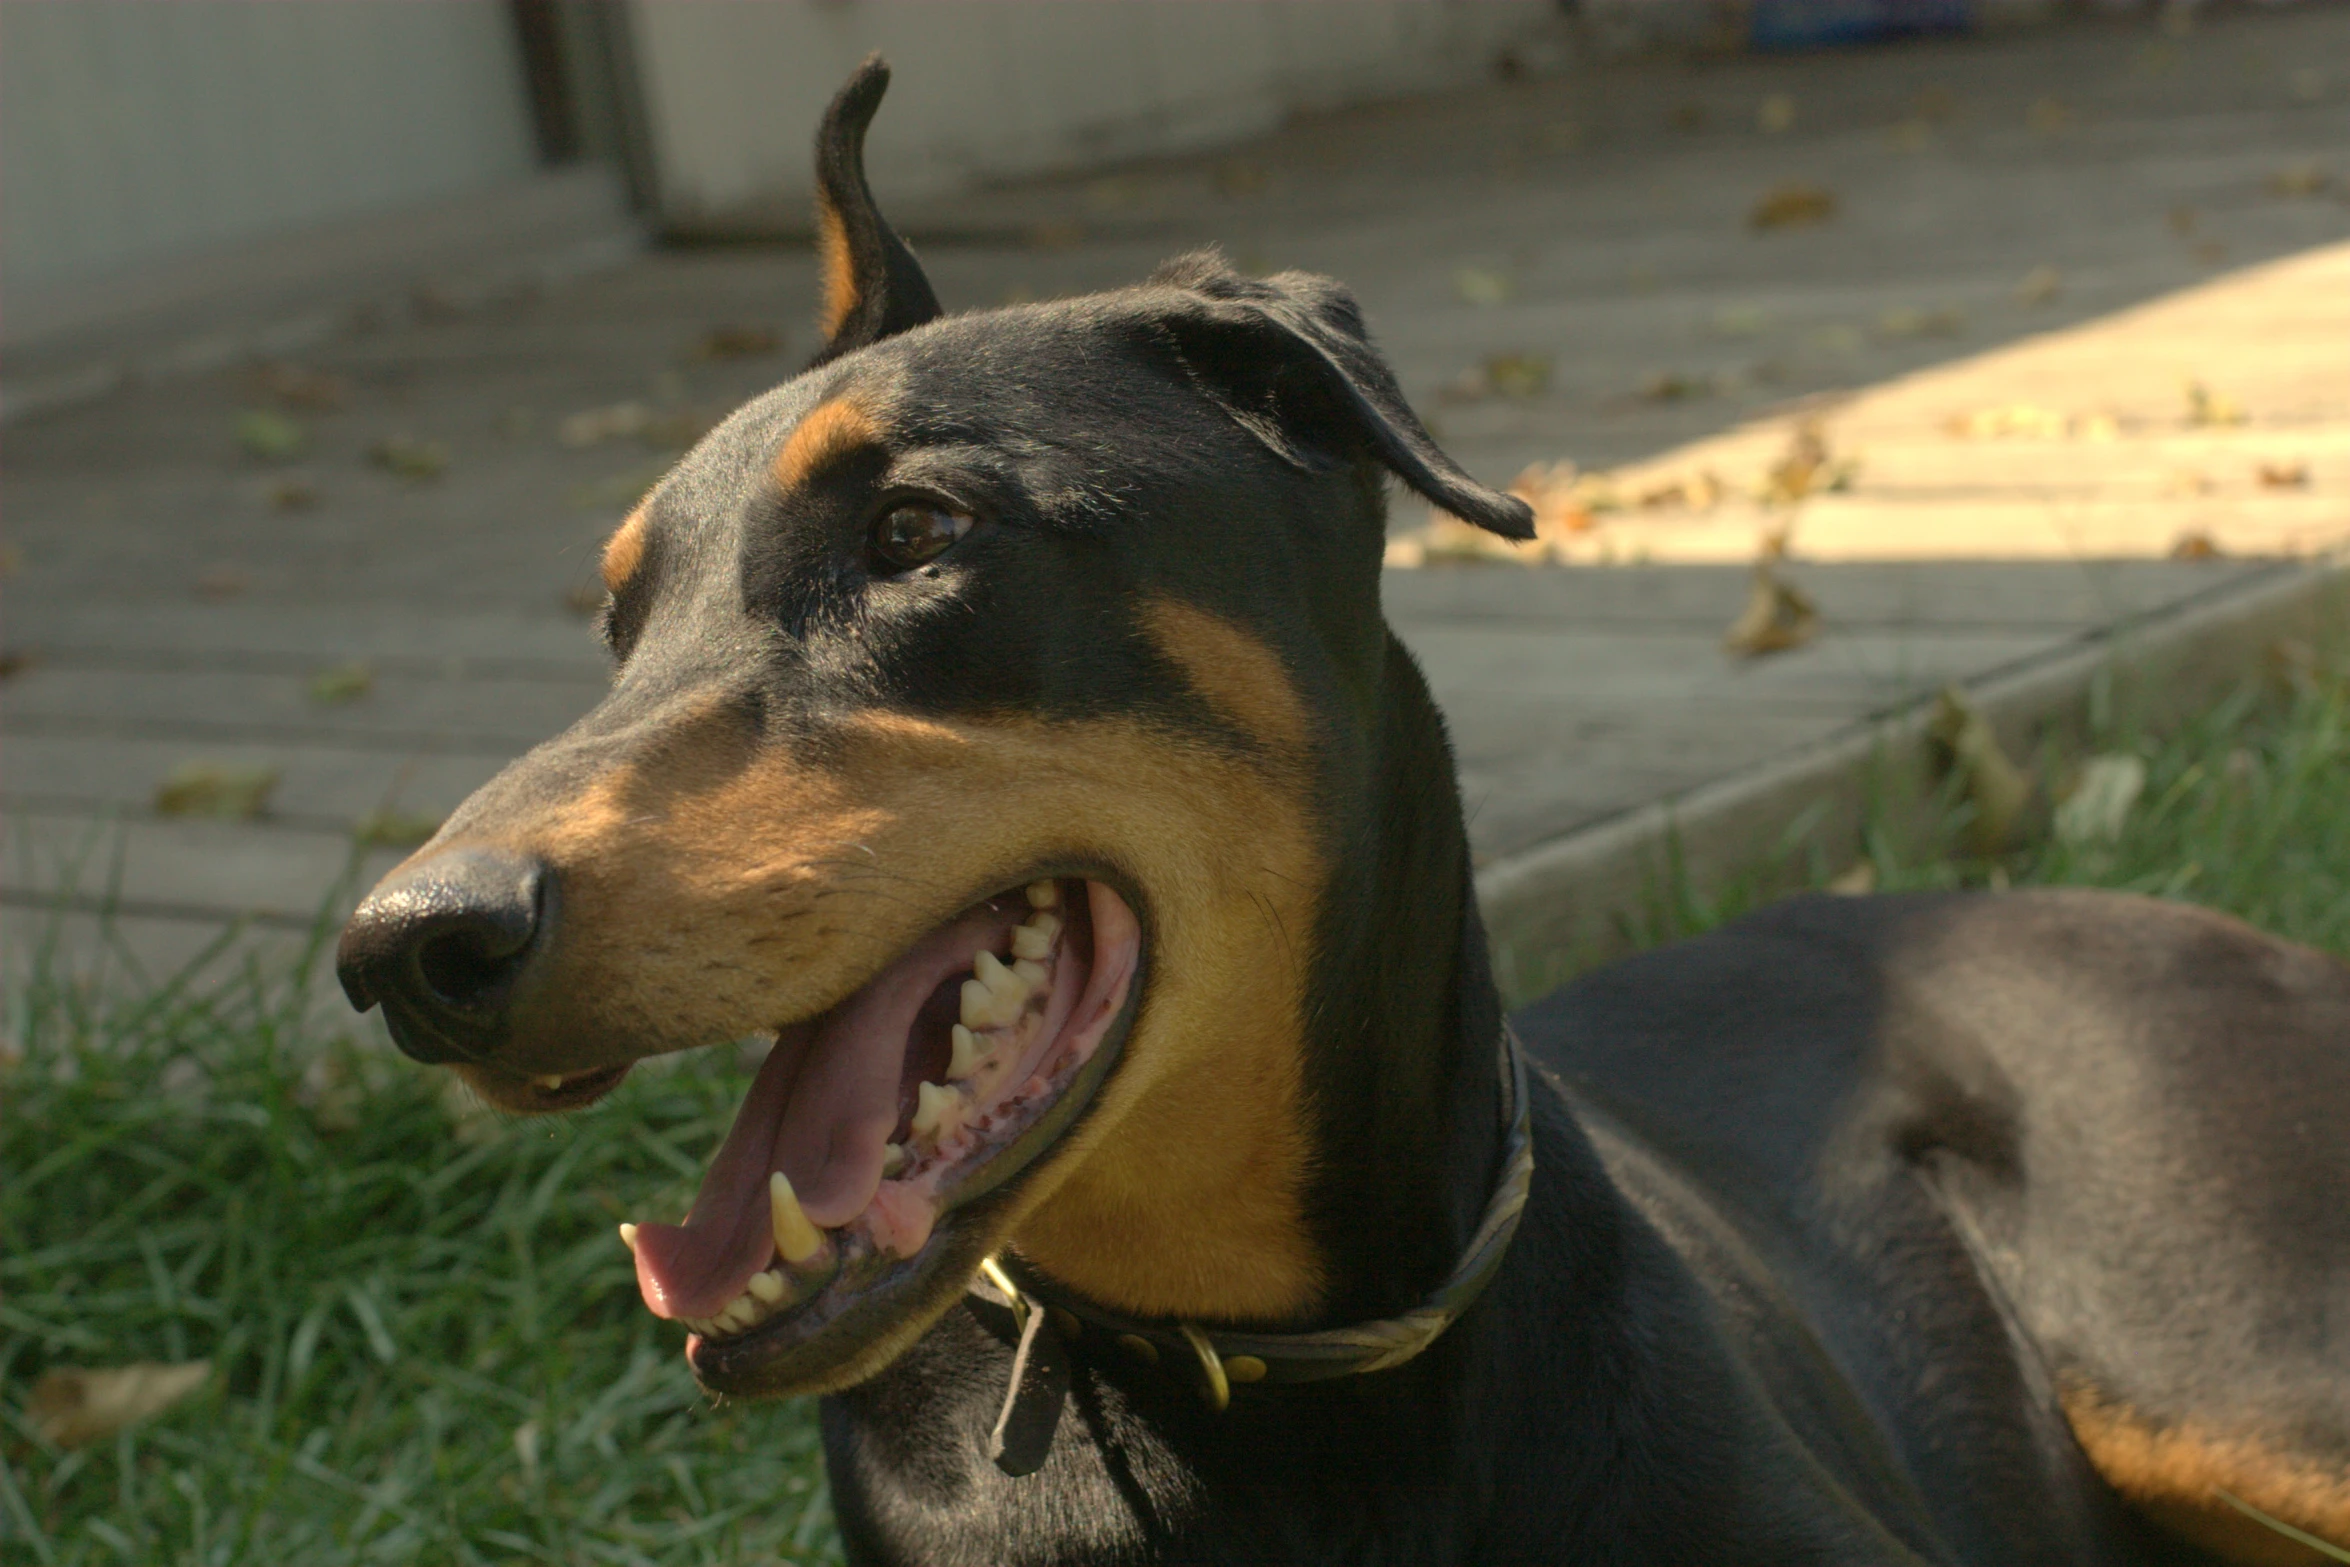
[4,9,2346,997]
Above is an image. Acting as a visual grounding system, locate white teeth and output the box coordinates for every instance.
[911,1079,964,1140]
[618,1222,639,1254]
[949,1023,987,1080]
[881,1141,907,1177]
[1026,880,1060,909]
[961,975,1020,1029]
[1011,956,1049,989]
[534,1074,565,1090]
[768,1171,825,1264]
[973,950,1028,1003]
[718,1295,759,1331]
[1012,914,1059,960]
[747,1269,785,1304]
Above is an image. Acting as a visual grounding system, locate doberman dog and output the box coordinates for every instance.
[337,59,2350,1567]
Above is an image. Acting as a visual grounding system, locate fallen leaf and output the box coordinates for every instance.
[195,565,250,599]
[154,763,278,820]
[0,649,33,679]
[1635,470,1724,511]
[1761,418,1856,505]
[307,662,374,704]
[1453,266,1513,306]
[1748,183,1836,230]
[2014,264,2063,306]
[2184,380,2246,427]
[2168,205,2199,237]
[1926,688,2037,856]
[692,324,781,360]
[1638,370,1711,402]
[235,409,308,462]
[1946,404,2072,440]
[1826,861,1877,895]
[2257,461,2310,489]
[1484,353,1551,399]
[268,479,321,511]
[1214,159,1267,197]
[1711,304,1772,337]
[354,809,443,849]
[369,435,449,480]
[1024,221,1085,251]
[2055,754,2147,846]
[1758,94,1796,133]
[2265,161,2329,197]
[253,361,349,411]
[1874,305,1965,340]
[30,1361,211,1449]
[2169,530,2223,560]
[1722,562,1820,657]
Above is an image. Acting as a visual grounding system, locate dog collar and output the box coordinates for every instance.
[969,1023,1535,1473]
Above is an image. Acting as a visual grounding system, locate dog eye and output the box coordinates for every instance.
[868,504,972,573]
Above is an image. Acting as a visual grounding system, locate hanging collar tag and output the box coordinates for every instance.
[977,1259,1069,1476]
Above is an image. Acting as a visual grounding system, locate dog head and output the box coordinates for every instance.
[336,57,1531,1398]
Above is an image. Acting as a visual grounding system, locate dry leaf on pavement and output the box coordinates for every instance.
[1926,688,2037,857]
[307,662,374,704]
[2184,381,2246,427]
[369,436,450,480]
[235,410,307,462]
[155,763,279,820]
[30,1361,211,1449]
[1723,562,1819,658]
[692,324,781,360]
[2014,265,2063,306]
[1748,183,1837,230]
[2257,462,2310,489]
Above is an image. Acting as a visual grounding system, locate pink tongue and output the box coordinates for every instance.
[629,909,1015,1320]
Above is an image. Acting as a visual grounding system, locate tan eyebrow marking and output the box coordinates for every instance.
[771,398,882,493]
[600,505,648,595]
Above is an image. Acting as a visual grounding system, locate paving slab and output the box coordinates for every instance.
[4,9,2347,1005]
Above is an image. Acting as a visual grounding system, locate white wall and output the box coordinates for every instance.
[1,1,540,297]
[626,1,1558,227]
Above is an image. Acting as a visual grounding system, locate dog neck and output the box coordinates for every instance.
[1297,629,1513,1325]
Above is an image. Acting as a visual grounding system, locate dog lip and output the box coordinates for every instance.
[674,878,1145,1396]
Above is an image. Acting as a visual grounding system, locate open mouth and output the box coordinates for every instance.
[618,876,1141,1391]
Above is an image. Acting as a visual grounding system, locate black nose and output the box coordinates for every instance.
[336,847,551,1063]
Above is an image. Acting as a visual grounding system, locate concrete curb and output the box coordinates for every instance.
[1475,555,2350,1004]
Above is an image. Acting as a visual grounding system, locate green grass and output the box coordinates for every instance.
[4,657,2344,1564]
[2,899,839,1565]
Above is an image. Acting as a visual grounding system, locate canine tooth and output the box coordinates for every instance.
[949,1023,987,1080]
[961,977,1017,1030]
[769,1172,825,1265]
[911,1079,962,1140]
[1012,916,1059,960]
[1011,957,1049,990]
[1026,880,1060,909]
[534,1074,565,1090]
[881,1141,907,1177]
[618,1222,639,1254]
[718,1295,759,1331]
[747,1270,785,1304]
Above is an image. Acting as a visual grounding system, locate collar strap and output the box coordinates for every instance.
[979,1023,1534,1411]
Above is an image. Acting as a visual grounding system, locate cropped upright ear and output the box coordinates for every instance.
[1145,253,1535,541]
[806,56,943,369]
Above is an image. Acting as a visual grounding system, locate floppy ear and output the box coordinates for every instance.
[806,56,944,369]
[1147,253,1535,541]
